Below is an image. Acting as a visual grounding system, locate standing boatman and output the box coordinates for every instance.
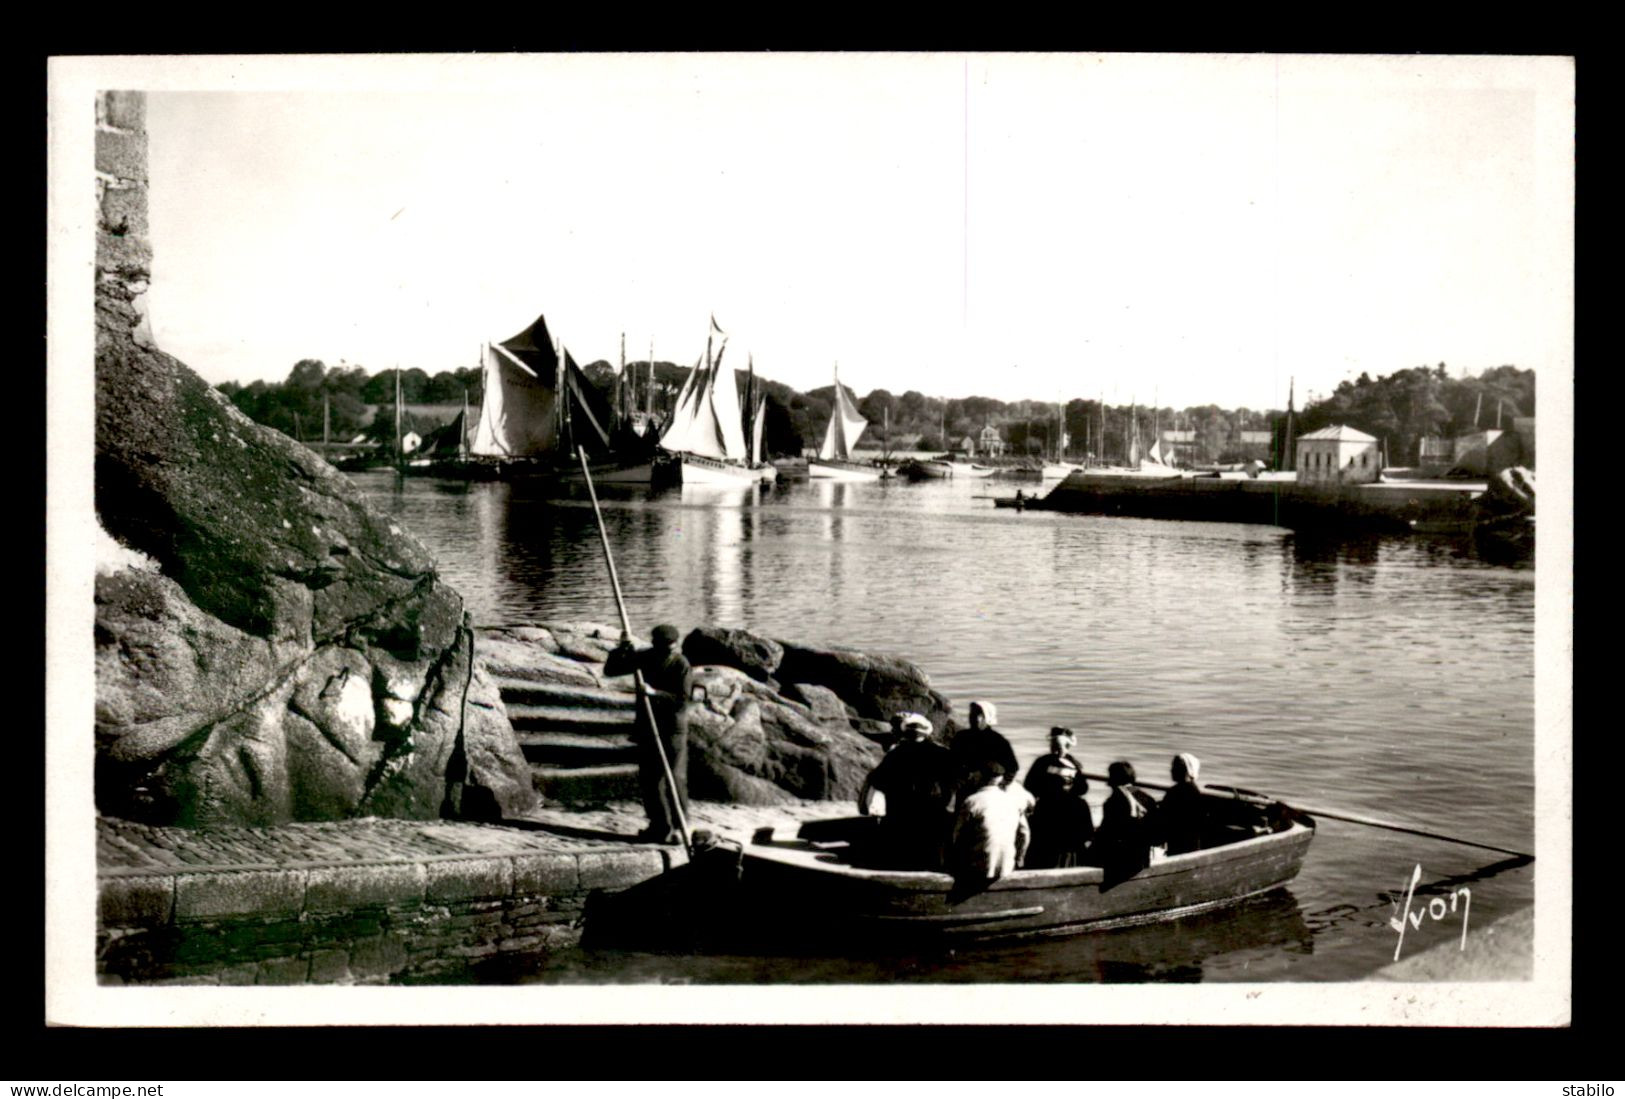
[604,624,693,844]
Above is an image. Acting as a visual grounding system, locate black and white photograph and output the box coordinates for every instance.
[47,53,1572,1027]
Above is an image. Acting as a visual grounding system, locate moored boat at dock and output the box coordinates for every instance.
[726,790,1313,944]
[656,319,769,486]
[897,457,953,481]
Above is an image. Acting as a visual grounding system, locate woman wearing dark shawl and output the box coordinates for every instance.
[1158,752,1207,856]
[1022,727,1094,868]
[1089,760,1160,877]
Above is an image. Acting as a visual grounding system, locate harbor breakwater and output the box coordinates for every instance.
[1039,470,1495,532]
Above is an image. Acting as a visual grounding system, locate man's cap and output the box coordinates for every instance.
[651,624,680,645]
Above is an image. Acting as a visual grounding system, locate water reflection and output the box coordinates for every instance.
[481,887,1314,986]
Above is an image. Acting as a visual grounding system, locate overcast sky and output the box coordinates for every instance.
[122,54,1570,411]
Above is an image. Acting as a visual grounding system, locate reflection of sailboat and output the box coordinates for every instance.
[658,318,764,486]
[808,365,881,481]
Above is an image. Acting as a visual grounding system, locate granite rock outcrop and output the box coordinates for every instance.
[92,90,534,828]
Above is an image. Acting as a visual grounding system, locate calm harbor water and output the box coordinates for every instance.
[350,468,1537,983]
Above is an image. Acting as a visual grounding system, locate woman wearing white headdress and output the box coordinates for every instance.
[950,700,1019,802]
[1158,752,1206,856]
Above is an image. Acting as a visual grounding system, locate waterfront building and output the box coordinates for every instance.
[1235,429,1273,463]
[1296,425,1380,486]
[1512,417,1535,467]
[1420,435,1455,474]
[1160,429,1197,467]
[978,424,1005,458]
[1451,429,1522,476]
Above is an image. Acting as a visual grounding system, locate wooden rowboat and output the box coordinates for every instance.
[733,793,1314,942]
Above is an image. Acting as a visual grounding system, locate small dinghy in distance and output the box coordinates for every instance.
[737,789,1314,942]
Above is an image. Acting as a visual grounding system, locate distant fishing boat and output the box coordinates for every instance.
[808,365,881,481]
[657,318,762,486]
[898,458,953,481]
[466,313,631,479]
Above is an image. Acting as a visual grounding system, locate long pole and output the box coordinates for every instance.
[577,447,693,854]
[1080,773,1532,860]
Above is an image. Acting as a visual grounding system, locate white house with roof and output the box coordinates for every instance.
[1296,425,1380,486]
[978,424,1005,458]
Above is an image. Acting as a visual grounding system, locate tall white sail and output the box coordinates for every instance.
[658,358,704,453]
[471,341,557,457]
[817,373,869,461]
[751,396,767,464]
[707,344,749,462]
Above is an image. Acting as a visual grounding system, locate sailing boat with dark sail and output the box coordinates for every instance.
[808,365,880,481]
[466,312,625,477]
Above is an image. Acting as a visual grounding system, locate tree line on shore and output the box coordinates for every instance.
[216,357,1534,467]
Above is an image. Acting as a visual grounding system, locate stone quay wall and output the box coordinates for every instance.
[96,818,678,985]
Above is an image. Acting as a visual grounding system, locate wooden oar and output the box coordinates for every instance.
[577,446,693,855]
[1079,772,1533,861]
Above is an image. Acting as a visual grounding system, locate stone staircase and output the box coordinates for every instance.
[494,677,644,805]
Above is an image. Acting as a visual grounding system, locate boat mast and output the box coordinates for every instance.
[1153,387,1159,461]
[394,366,402,468]
[745,353,757,465]
[556,336,571,460]
[460,386,469,462]
[1283,376,1296,472]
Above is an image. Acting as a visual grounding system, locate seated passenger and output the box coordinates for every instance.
[1158,752,1206,856]
[1089,760,1160,877]
[951,700,1020,800]
[1022,726,1094,869]
[857,712,957,870]
[951,769,1036,889]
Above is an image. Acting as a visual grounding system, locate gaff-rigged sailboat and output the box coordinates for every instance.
[808,365,881,481]
[468,312,630,477]
[657,318,764,486]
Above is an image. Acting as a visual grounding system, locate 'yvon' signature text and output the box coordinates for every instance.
[1388,863,1469,962]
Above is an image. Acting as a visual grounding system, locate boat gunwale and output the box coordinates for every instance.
[742,817,1315,894]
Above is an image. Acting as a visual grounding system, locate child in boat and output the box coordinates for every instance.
[857,712,957,870]
[1089,760,1161,876]
[951,768,1036,888]
[1022,727,1094,868]
[1157,752,1206,856]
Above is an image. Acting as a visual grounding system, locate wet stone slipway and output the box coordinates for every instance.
[95,800,837,985]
